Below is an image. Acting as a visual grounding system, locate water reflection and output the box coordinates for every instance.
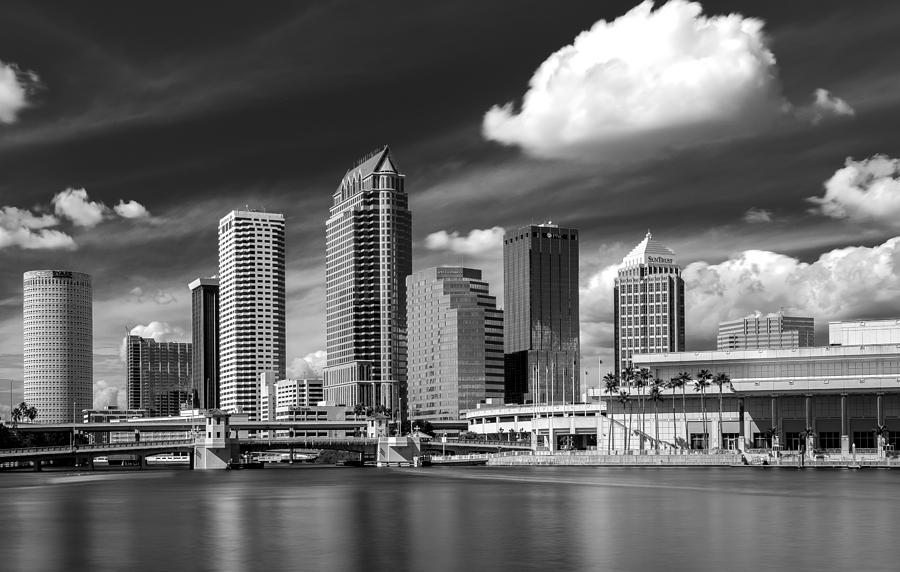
[0,467,897,572]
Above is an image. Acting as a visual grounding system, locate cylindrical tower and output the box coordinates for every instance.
[23,270,93,423]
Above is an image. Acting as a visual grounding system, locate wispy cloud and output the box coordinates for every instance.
[0,60,39,124]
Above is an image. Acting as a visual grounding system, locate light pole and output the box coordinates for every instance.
[71,400,76,449]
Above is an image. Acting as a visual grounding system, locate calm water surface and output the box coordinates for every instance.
[0,465,896,571]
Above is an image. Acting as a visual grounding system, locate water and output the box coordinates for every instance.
[0,465,896,572]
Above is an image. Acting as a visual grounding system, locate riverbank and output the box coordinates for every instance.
[485,451,900,468]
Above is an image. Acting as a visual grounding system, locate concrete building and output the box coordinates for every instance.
[218,210,286,420]
[829,318,900,346]
[503,222,580,405]
[23,270,93,423]
[259,374,325,421]
[323,146,412,415]
[406,267,504,420]
[717,311,814,350]
[125,335,192,417]
[614,232,685,376]
[633,340,900,454]
[189,277,219,409]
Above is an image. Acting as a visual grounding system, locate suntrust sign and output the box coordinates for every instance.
[646,256,674,264]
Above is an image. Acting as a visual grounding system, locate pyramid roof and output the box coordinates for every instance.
[621,232,678,268]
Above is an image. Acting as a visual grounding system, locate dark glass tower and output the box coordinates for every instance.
[503,222,580,405]
[125,335,192,416]
[189,277,219,409]
[324,146,412,419]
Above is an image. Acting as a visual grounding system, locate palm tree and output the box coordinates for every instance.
[602,372,619,453]
[634,367,652,451]
[11,403,23,428]
[667,376,680,449]
[616,389,631,451]
[648,380,664,451]
[712,372,731,451]
[352,403,367,420]
[694,370,712,450]
[676,371,692,448]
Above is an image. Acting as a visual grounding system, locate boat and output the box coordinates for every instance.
[145,452,191,466]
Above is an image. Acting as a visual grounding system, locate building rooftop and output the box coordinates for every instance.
[621,231,677,268]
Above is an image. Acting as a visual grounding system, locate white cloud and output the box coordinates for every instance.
[93,380,123,409]
[0,60,38,124]
[424,226,505,255]
[483,0,789,161]
[287,350,326,379]
[129,321,188,342]
[808,155,900,227]
[114,200,150,219]
[683,238,900,345]
[579,236,900,358]
[808,88,855,124]
[52,188,109,228]
[743,207,773,224]
[0,205,76,250]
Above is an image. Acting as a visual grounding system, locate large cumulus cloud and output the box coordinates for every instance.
[580,236,900,358]
[287,350,326,379]
[808,155,900,228]
[483,0,851,162]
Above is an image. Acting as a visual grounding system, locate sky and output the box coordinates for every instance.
[2,0,900,414]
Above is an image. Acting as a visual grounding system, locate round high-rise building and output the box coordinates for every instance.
[23,270,93,423]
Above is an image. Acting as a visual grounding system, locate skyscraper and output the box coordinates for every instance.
[23,270,92,423]
[324,146,412,417]
[218,210,286,419]
[125,335,192,417]
[503,223,580,405]
[717,311,814,350]
[614,232,685,376]
[406,267,504,420]
[189,277,220,409]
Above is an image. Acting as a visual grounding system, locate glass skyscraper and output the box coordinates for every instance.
[189,277,219,409]
[503,223,580,405]
[614,232,685,376]
[406,267,504,420]
[323,146,412,417]
[125,335,192,417]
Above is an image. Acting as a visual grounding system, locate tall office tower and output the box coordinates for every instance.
[218,210,286,420]
[23,270,92,423]
[503,223,580,405]
[406,267,504,420]
[717,311,814,350]
[125,335,192,416]
[614,232,685,377]
[189,277,220,409]
[324,146,412,417]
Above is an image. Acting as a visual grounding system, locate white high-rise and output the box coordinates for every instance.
[614,232,685,376]
[23,270,93,423]
[218,210,285,419]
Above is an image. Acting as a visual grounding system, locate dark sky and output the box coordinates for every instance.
[2,0,900,411]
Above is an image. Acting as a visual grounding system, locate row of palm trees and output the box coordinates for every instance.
[602,367,733,452]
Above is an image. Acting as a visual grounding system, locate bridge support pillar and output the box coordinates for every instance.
[376,437,421,467]
[193,410,241,470]
[33,459,42,472]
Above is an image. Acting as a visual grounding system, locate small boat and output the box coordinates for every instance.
[227,460,264,470]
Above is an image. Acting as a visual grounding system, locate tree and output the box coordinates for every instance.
[634,367,652,451]
[602,372,619,453]
[693,370,712,450]
[673,371,692,449]
[875,424,890,454]
[712,372,731,451]
[648,380,664,451]
[11,402,24,428]
[352,403,367,420]
[617,389,632,451]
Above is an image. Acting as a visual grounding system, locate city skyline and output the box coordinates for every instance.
[3,1,900,415]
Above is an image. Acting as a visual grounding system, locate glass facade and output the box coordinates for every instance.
[503,223,580,404]
[189,277,219,410]
[406,267,504,420]
[125,335,192,417]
